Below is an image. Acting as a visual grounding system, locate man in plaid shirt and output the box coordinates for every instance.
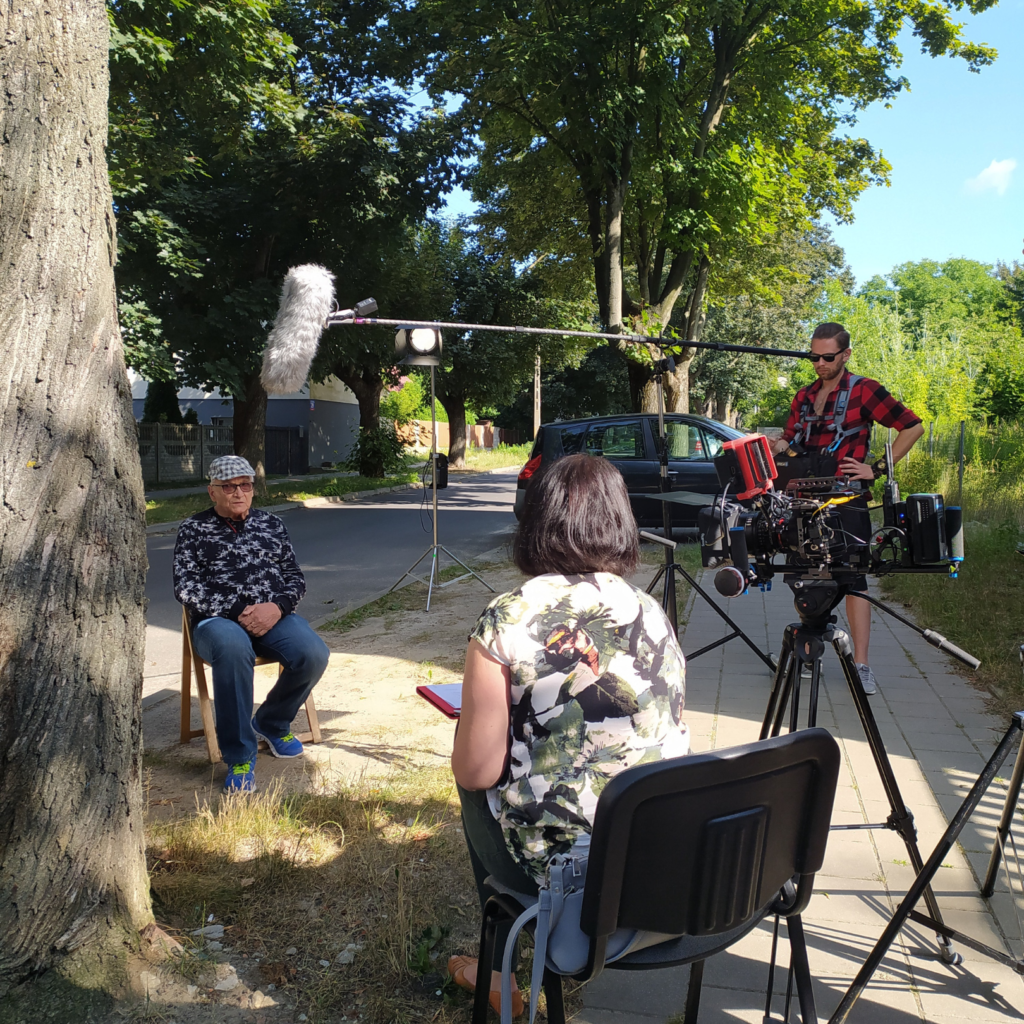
[770,322,924,694]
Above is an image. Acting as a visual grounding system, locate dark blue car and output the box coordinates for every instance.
[514,414,746,529]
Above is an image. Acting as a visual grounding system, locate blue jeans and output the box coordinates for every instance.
[192,613,330,765]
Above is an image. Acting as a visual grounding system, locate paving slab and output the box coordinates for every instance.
[580,575,1024,1023]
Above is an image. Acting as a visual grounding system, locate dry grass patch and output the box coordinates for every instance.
[146,769,540,1023]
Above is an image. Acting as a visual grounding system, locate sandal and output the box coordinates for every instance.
[447,955,526,1018]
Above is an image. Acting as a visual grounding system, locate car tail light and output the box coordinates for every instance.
[518,454,542,483]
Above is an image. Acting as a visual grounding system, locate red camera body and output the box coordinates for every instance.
[715,435,777,499]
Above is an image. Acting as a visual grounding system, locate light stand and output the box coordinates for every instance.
[387,339,494,610]
[643,353,776,673]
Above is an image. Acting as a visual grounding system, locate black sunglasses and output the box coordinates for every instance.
[808,352,841,363]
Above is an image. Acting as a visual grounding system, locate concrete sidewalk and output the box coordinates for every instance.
[580,578,1024,1023]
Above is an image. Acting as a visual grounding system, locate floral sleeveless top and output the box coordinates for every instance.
[469,572,688,881]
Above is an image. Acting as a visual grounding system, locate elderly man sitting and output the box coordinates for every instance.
[173,456,330,792]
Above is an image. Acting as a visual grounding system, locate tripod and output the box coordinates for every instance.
[642,354,776,673]
[830,710,1024,1022]
[388,364,494,610]
[761,578,960,964]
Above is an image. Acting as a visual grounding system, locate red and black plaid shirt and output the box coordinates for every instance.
[782,370,921,464]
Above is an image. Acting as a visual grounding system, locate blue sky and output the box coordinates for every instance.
[441,1,1023,289]
[827,0,1024,287]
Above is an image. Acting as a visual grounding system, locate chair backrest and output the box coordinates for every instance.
[581,728,839,940]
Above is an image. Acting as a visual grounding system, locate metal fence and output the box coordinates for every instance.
[138,423,234,484]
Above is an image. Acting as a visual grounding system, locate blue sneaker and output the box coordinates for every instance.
[252,718,303,758]
[223,760,256,793]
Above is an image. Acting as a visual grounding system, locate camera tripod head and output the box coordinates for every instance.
[788,578,850,631]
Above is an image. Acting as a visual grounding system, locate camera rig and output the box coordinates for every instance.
[698,434,965,598]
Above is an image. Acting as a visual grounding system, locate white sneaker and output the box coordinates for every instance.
[855,663,877,695]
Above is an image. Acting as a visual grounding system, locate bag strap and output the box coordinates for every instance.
[500,857,578,1024]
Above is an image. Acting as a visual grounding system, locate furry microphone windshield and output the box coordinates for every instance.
[261,264,336,394]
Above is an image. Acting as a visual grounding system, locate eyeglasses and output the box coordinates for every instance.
[213,482,254,494]
[808,352,841,363]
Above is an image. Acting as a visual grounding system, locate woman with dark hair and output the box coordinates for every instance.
[447,454,688,1015]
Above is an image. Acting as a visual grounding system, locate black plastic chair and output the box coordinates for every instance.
[473,728,840,1024]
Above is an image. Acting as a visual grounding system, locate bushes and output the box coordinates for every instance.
[344,423,409,477]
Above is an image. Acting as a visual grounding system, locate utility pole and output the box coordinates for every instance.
[533,349,541,439]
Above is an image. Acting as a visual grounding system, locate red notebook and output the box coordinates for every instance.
[416,683,462,719]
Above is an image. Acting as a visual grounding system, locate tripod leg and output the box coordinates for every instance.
[761,627,796,740]
[426,546,438,611]
[663,558,678,637]
[388,544,435,593]
[645,563,668,597]
[789,654,803,736]
[828,716,1023,1024]
[831,629,959,963]
[982,715,1024,897]
[806,657,821,730]
[671,562,777,672]
[766,651,800,740]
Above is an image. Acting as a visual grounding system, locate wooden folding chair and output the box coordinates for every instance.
[180,607,322,764]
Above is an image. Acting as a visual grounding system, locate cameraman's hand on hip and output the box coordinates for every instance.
[239,602,283,637]
[839,457,875,482]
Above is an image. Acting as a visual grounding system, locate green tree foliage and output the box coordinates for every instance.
[523,345,634,429]
[690,224,853,424]
[850,258,1024,422]
[141,379,185,423]
[398,0,995,412]
[384,223,595,467]
[112,0,465,481]
[381,374,426,425]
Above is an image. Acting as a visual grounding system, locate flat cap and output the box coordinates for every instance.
[208,455,256,481]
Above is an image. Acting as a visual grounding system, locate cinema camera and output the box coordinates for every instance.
[698,434,965,599]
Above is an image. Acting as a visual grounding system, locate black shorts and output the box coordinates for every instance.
[836,493,870,593]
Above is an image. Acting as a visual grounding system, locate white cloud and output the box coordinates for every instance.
[964,158,1017,196]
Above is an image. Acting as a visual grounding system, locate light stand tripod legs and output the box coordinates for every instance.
[388,543,496,611]
[386,363,495,610]
[641,532,777,672]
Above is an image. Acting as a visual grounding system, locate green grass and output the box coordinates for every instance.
[881,521,1024,713]
[456,443,533,472]
[147,771,486,1024]
[145,471,419,525]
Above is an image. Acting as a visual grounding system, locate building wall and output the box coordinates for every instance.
[130,372,361,465]
[309,402,360,467]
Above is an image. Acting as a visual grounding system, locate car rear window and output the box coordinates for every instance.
[585,420,646,460]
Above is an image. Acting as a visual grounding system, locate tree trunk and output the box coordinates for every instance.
[233,370,268,494]
[606,179,626,331]
[442,398,469,469]
[0,0,151,1003]
[627,359,653,414]
[333,365,385,476]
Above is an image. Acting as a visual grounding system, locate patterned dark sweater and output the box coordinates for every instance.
[173,507,306,624]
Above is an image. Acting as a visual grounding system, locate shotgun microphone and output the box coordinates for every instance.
[261,264,336,394]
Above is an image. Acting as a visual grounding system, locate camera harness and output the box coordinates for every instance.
[791,372,866,456]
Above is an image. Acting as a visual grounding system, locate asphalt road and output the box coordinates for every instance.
[144,468,518,695]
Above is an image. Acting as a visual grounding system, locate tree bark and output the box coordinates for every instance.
[332,363,386,476]
[233,370,268,494]
[439,396,469,469]
[606,179,626,331]
[0,0,151,1000]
